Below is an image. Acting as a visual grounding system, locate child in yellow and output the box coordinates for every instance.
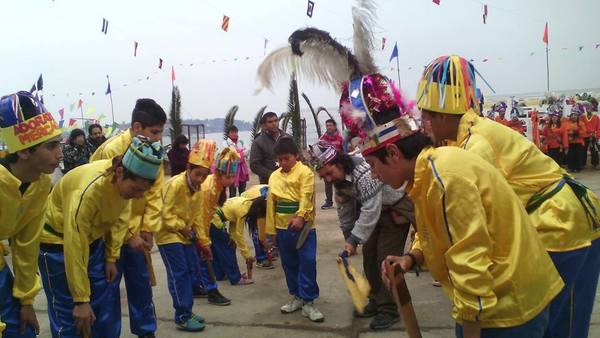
[195,146,239,306]
[156,140,213,332]
[89,98,167,337]
[39,137,162,338]
[210,185,268,285]
[0,91,63,337]
[266,137,324,322]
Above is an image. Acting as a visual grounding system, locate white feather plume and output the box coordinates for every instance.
[352,0,378,74]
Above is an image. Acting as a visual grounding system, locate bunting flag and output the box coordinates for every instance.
[433,0,440,5]
[221,15,230,32]
[307,0,315,18]
[86,107,96,115]
[171,66,176,81]
[389,42,398,62]
[101,18,108,34]
[264,38,268,55]
[69,102,76,112]
[543,22,549,44]
[98,113,107,121]
[381,37,386,50]
[596,44,600,49]
[482,58,489,62]
[579,46,584,51]
[58,108,64,120]
[158,58,163,69]
[134,41,139,57]
[77,98,83,109]
[59,120,65,128]
[68,118,77,127]
[105,76,111,95]
[483,4,488,24]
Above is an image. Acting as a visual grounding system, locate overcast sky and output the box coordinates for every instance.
[2,0,599,124]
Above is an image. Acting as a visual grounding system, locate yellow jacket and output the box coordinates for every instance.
[0,166,48,305]
[196,174,225,247]
[266,162,315,235]
[156,172,202,245]
[42,160,130,302]
[212,197,254,259]
[409,147,563,327]
[90,129,164,236]
[454,111,600,251]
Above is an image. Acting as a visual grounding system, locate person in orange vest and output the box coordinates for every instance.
[493,102,510,126]
[565,108,587,172]
[581,102,599,168]
[541,113,567,165]
[508,112,526,135]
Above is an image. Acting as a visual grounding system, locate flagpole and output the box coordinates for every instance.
[79,104,84,126]
[395,53,402,89]
[545,43,550,92]
[107,75,115,125]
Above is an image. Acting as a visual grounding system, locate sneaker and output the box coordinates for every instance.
[353,299,377,318]
[192,286,208,298]
[176,317,205,332]
[302,302,325,322]
[236,274,254,285]
[256,260,275,269]
[369,312,399,330]
[321,202,334,210]
[191,313,205,323]
[432,280,442,287]
[280,297,303,313]
[208,289,232,306]
[138,334,156,338]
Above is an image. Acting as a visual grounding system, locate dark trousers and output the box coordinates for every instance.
[0,264,36,338]
[324,182,333,204]
[547,148,563,166]
[362,212,410,315]
[276,228,319,301]
[567,143,585,171]
[210,225,242,285]
[229,181,247,197]
[158,243,198,324]
[584,137,599,167]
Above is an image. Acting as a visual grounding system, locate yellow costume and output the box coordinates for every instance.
[90,129,164,237]
[196,174,224,247]
[156,172,202,245]
[41,160,130,302]
[211,196,255,259]
[265,162,315,235]
[0,166,48,305]
[410,147,563,327]
[452,111,599,250]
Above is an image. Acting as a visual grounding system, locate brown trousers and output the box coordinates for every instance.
[362,211,410,315]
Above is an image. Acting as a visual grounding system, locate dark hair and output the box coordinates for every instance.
[111,156,156,185]
[369,132,433,164]
[274,137,299,156]
[217,189,227,207]
[227,125,239,134]
[260,112,278,124]
[245,197,267,233]
[88,123,102,134]
[5,144,40,163]
[328,153,354,174]
[69,129,85,144]
[325,119,336,126]
[173,134,189,148]
[549,115,561,128]
[131,98,167,128]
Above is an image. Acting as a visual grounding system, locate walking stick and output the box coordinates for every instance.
[144,250,157,287]
[385,261,422,338]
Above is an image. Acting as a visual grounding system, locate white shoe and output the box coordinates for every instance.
[280,297,303,313]
[302,302,324,322]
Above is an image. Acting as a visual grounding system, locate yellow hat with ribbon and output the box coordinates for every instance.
[416,55,495,115]
[188,139,216,169]
[215,147,240,175]
[0,91,62,153]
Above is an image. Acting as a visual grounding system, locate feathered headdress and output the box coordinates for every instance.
[256,0,419,156]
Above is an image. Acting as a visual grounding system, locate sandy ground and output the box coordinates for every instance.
[28,170,600,338]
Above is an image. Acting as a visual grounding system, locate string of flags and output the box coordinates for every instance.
[483,4,488,24]
[381,37,386,50]
[101,18,109,34]
[307,0,315,18]
[221,15,230,32]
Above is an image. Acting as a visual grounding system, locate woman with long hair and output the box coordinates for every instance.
[566,111,587,172]
[542,113,567,165]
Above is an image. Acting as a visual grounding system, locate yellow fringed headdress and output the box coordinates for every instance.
[416,55,495,115]
[188,139,216,169]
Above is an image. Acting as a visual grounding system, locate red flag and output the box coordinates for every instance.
[158,58,163,69]
[69,118,77,126]
[58,108,64,120]
[171,66,176,81]
[77,99,83,109]
[482,58,489,62]
[432,0,440,5]
[134,41,138,57]
[221,15,230,32]
[542,22,548,44]
[381,37,386,50]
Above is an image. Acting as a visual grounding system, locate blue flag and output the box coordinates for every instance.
[389,43,399,62]
[105,78,111,95]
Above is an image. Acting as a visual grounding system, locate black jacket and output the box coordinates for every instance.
[249,130,290,184]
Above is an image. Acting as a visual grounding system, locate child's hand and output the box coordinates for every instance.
[180,227,193,239]
[288,216,305,231]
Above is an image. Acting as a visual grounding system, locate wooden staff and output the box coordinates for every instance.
[385,261,422,338]
[246,259,253,280]
[144,250,157,287]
